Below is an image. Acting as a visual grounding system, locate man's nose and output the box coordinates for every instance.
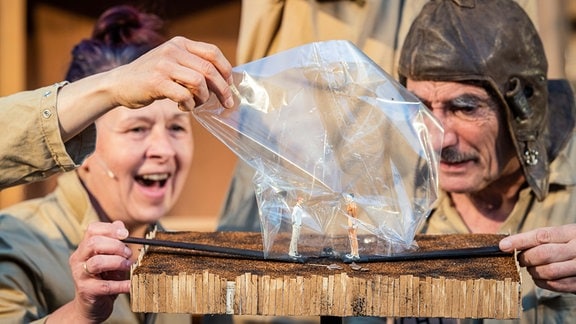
[431,111,458,148]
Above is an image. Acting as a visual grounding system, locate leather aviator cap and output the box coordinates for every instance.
[398,0,575,200]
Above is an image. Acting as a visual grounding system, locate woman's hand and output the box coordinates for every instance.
[57,36,234,141]
[48,221,132,323]
[107,36,235,111]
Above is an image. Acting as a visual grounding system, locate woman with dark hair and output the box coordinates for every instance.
[0,6,199,323]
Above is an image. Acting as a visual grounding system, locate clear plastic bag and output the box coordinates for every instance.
[193,40,443,259]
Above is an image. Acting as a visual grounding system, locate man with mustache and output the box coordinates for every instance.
[219,0,575,322]
[400,0,576,322]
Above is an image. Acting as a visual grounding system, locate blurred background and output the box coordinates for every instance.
[1,0,576,232]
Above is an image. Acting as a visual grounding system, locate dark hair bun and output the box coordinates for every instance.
[92,5,165,49]
[65,5,166,82]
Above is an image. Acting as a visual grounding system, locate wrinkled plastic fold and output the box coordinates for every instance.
[194,40,443,258]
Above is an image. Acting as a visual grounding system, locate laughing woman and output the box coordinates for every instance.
[0,5,197,323]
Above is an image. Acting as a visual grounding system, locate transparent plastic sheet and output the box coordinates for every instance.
[193,40,443,259]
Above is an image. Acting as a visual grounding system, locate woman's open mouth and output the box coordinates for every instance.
[135,173,170,188]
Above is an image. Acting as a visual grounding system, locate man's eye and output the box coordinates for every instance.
[451,103,497,122]
[451,106,480,121]
[453,105,477,114]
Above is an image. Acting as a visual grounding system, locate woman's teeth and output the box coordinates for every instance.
[136,173,169,187]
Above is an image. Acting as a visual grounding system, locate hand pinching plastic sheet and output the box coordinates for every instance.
[194,40,443,260]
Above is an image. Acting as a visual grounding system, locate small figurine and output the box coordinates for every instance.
[288,196,305,258]
[345,193,360,260]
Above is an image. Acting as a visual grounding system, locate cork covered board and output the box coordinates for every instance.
[130,231,521,319]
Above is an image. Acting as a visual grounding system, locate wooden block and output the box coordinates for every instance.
[130,231,521,319]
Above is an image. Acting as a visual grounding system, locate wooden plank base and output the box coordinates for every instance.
[130,231,520,319]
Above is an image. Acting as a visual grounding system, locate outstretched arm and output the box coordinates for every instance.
[0,37,233,189]
[56,36,234,142]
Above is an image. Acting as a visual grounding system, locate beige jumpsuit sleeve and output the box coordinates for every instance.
[0,82,95,189]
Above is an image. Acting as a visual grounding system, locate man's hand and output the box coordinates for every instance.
[500,224,576,293]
